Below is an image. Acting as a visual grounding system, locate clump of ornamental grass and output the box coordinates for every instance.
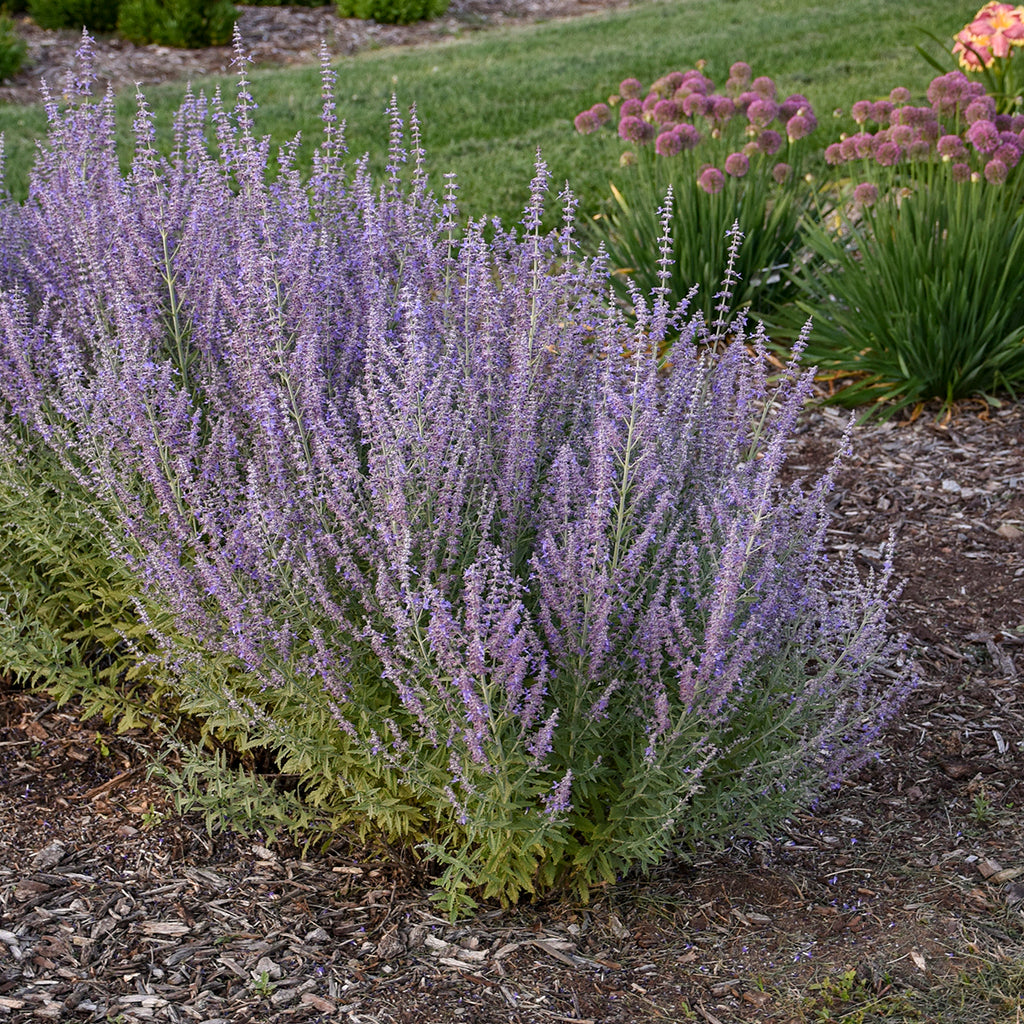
[573,62,819,326]
[780,71,1024,417]
[0,35,914,917]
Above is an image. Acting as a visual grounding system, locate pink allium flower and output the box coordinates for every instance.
[591,102,612,125]
[574,110,601,134]
[779,94,813,121]
[642,93,660,112]
[698,166,725,194]
[619,77,643,100]
[996,113,1014,130]
[937,134,968,160]
[1011,114,1024,131]
[747,98,779,128]
[874,141,903,166]
[870,100,894,124]
[891,124,915,146]
[851,100,873,124]
[965,96,998,123]
[674,123,701,149]
[994,139,1023,166]
[757,129,783,155]
[751,75,776,98]
[653,99,680,125]
[889,86,912,104]
[967,118,1001,153]
[682,92,709,118]
[619,116,654,144]
[853,133,876,158]
[824,142,845,165]
[771,161,792,183]
[724,151,750,177]
[709,95,736,122]
[620,98,643,118]
[985,156,1009,182]
[852,181,879,206]
[951,161,972,182]
[655,129,683,156]
[619,150,638,167]
[735,91,760,114]
[839,137,859,160]
[663,71,687,91]
[908,139,932,160]
[729,61,752,85]
[785,114,813,141]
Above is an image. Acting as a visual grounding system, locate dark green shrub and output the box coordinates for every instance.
[335,0,448,25]
[0,14,26,82]
[117,0,235,47]
[248,0,330,5]
[1,0,29,15]
[28,0,119,31]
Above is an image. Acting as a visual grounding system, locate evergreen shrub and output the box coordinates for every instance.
[117,0,235,47]
[27,0,118,30]
[0,14,25,82]
[0,39,914,917]
[335,0,448,25]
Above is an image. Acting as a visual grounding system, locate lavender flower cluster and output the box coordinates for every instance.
[0,38,913,908]
[574,62,819,193]
[826,71,1024,191]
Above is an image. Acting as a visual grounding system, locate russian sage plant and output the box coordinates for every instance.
[0,37,913,916]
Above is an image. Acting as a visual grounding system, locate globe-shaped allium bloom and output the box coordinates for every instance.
[642,93,660,112]
[874,141,903,166]
[724,151,750,177]
[870,100,894,125]
[851,100,873,124]
[967,118,1001,153]
[655,129,684,157]
[927,71,970,118]
[747,98,779,128]
[682,72,714,95]
[682,92,709,118]
[994,139,1023,167]
[591,102,612,125]
[1011,114,1024,131]
[966,96,998,123]
[757,129,783,155]
[709,95,736,123]
[951,160,972,182]
[908,139,932,161]
[824,142,846,165]
[786,114,813,141]
[662,70,687,92]
[729,60,753,86]
[852,181,879,206]
[985,156,1010,183]
[889,86,912,104]
[779,94,813,121]
[853,133,876,158]
[771,161,792,184]
[697,165,725,194]
[574,110,600,134]
[619,77,644,100]
[619,149,638,167]
[937,133,968,160]
[891,124,915,146]
[653,99,680,126]
[619,115,654,144]
[839,136,858,160]
[735,90,759,114]
[751,75,776,98]
[620,97,643,119]
[675,123,701,150]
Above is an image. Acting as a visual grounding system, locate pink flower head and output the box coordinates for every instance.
[655,129,684,156]
[709,95,736,123]
[679,71,713,95]
[951,160,972,182]
[619,150,638,167]
[967,118,1001,153]
[663,71,687,92]
[1011,114,1024,130]
[889,86,912,104]
[908,139,932,160]
[735,91,760,114]
[682,92,710,118]
[966,96,998,123]
[985,156,1009,182]
[698,165,725,194]
[724,151,750,177]
[852,181,879,206]
[958,2,1024,66]
[927,71,970,117]
[839,136,859,160]
[642,93,660,113]
[825,142,846,165]
[891,124,915,146]
[779,94,813,121]
[994,139,1023,166]
[954,29,994,70]
[751,75,777,98]
[853,133,876,158]
[874,141,903,166]
[653,99,680,125]
[620,97,643,118]
[574,110,601,134]
[937,133,968,160]
[757,128,783,155]
[747,98,779,128]
[619,115,655,144]
[786,113,813,141]
[851,100,873,124]
[619,77,644,100]
[674,123,701,150]
[771,161,792,183]
[591,102,612,125]
[729,61,752,86]
[870,100,895,125]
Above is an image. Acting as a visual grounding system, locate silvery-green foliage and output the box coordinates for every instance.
[0,36,913,916]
